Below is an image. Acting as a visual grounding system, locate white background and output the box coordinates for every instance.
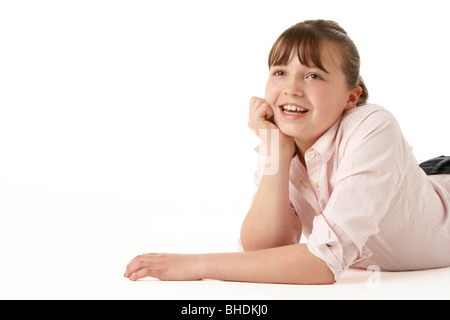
[1,0,450,299]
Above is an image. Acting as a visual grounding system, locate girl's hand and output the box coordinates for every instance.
[124,253,202,281]
[248,96,295,158]
[248,96,278,134]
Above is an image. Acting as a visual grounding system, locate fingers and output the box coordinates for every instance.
[248,97,277,135]
[124,253,201,282]
[249,96,262,115]
[259,103,274,120]
[129,267,155,281]
[124,253,161,280]
[249,96,270,119]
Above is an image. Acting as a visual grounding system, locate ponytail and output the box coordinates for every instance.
[357,75,369,106]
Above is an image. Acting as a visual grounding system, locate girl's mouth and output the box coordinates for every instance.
[279,104,309,119]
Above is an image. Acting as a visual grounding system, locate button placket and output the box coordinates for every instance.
[305,148,322,201]
[306,151,316,160]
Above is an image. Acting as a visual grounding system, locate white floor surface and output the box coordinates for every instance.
[1,185,449,300]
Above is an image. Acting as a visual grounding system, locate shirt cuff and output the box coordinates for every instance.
[306,214,371,282]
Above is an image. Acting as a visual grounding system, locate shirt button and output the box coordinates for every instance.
[311,180,319,189]
[306,151,316,159]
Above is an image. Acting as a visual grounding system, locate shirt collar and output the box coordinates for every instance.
[308,116,342,163]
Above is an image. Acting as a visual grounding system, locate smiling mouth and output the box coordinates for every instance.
[279,104,309,115]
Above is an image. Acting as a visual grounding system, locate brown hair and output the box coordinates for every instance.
[268,19,368,106]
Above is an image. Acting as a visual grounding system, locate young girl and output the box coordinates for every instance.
[124,20,450,284]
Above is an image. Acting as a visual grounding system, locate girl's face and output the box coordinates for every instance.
[264,43,362,154]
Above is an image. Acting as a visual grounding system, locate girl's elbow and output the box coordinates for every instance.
[239,226,269,251]
[318,270,336,285]
[240,226,295,251]
[240,235,292,252]
[313,263,336,285]
[239,236,266,251]
[292,267,335,285]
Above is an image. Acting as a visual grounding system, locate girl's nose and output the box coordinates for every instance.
[283,81,303,97]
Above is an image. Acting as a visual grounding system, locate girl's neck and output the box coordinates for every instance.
[294,142,308,167]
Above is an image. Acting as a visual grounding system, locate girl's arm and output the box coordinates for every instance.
[240,144,301,250]
[124,244,335,284]
[241,97,301,251]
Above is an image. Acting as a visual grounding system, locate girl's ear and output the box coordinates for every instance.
[344,86,363,111]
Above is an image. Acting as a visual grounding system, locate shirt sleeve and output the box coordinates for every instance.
[306,109,412,281]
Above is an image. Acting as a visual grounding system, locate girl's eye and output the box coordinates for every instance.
[307,73,322,80]
[273,70,286,76]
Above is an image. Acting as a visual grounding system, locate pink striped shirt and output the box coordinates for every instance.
[253,104,450,281]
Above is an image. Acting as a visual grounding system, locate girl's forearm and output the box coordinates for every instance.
[124,245,334,284]
[240,151,300,250]
[199,244,334,285]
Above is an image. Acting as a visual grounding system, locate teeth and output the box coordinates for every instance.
[284,110,302,115]
[282,105,307,112]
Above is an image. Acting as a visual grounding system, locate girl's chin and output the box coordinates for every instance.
[274,121,301,138]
